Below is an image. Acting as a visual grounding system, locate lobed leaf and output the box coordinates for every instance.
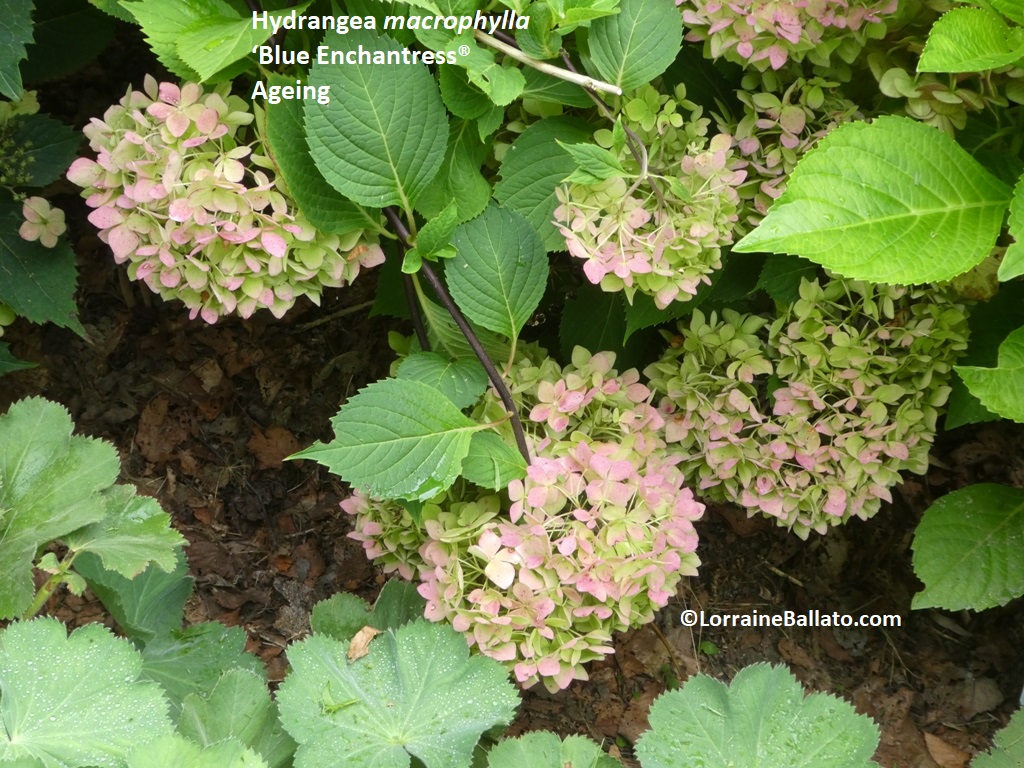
[447,204,548,343]
[291,378,485,501]
[486,732,622,767]
[956,325,1024,423]
[0,618,173,764]
[127,733,269,768]
[734,116,1012,284]
[0,397,120,618]
[276,620,519,768]
[305,29,448,209]
[973,708,1024,767]
[918,7,1024,73]
[586,0,682,92]
[494,116,592,252]
[911,484,1024,611]
[635,663,879,767]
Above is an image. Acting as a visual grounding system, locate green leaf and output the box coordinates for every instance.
[0,203,84,335]
[0,342,34,376]
[127,734,269,768]
[756,254,820,305]
[974,708,1024,767]
[460,431,527,490]
[734,116,1013,284]
[990,0,1024,25]
[623,289,709,341]
[560,284,645,369]
[911,484,1024,611]
[418,292,512,362]
[415,25,526,106]
[89,0,137,22]
[0,618,173,764]
[956,325,1024,423]
[21,0,114,84]
[559,141,626,183]
[177,4,292,82]
[396,351,489,408]
[8,114,82,188]
[635,663,880,768]
[63,484,185,578]
[415,118,492,224]
[178,669,295,768]
[438,64,492,119]
[262,76,378,236]
[0,397,120,618]
[311,593,375,642]
[447,203,548,343]
[918,7,1024,73]
[291,377,485,501]
[371,579,428,630]
[586,0,682,92]
[0,0,33,100]
[276,621,520,768]
[121,0,237,80]
[998,173,1024,281]
[74,549,194,644]
[416,200,461,258]
[487,733,622,768]
[494,116,593,252]
[305,29,448,209]
[557,0,622,27]
[141,623,265,719]
[521,67,593,107]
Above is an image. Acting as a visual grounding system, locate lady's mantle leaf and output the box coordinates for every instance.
[0,618,173,764]
[956,326,1024,423]
[276,621,519,768]
[448,203,548,343]
[635,663,879,768]
[911,484,1024,611]
[974,708,1024,767]
[918,7,1024,73]
[734,116,1012,283]
[586,0,682,92]
[0,397,120,618]
[487,732,622,767]
[997,173,1024,281]
[305,29,448,209]
[292,378,485,501]
[127,733,269,768]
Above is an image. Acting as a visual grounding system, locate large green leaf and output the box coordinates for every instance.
[178,669,295,768]
[0,0,33,100]
[635,663,880,768]
[276,621,519,768]
[262,78,378,236]
[734,116,1013,284]
[918,7,1024,73]
[973,709,1024,767]
[494,116,592,252]
[176,4,297,82]
[0,203,84,335]
[418,292,512,362]
[998,173,1024,281]
[121,0,236,80]
[127,734,268,768]
[911,484,1024,611]
[291,377,485,501]
[8,114,81,188]
[0,619,173,764]
[74,549,194,644]
[141,623,265,719]
[0,397,120,618]
[310,580,426,643]
[586,0,682,92]
[396,351,489,409]
[63,484,184,578]
[414,118,491,224]
[487,733,622,768]
[305,29,448,209]
[21,0,114,84]
[991,0,1024,25]
[956,325,1024,423]
[447,203,548,343]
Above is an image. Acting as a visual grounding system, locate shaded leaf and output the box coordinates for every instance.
[956,325,1024,423]
[415,118,491,224]
[0,0,33,100]
[0,342,34,376]
[998,173,1024,281]
[8,114,81,187]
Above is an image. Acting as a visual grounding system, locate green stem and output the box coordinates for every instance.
[23,552,76,620]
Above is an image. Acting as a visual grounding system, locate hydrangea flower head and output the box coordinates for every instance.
[67,76,384,323]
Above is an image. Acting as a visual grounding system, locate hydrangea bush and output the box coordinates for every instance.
[66,77,384,323]
[555,85,747,308]
[646,276,969,537]
[343,347,704,691]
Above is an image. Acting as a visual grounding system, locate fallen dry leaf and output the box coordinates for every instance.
[248,425,302,469]
[924,732,970,768]
[348,626,383,661]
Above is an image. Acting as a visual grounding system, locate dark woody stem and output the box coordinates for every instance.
[381,207,430,352]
